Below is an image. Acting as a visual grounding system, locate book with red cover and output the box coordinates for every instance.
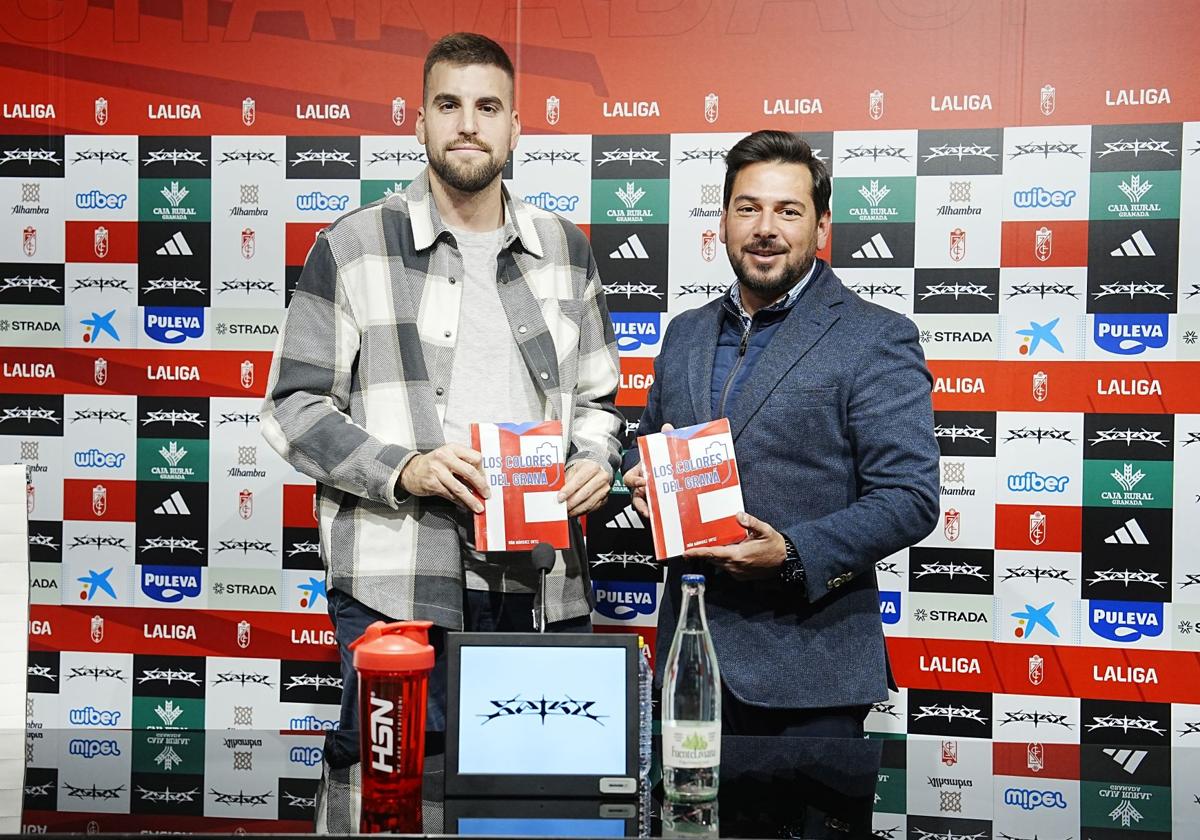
[638,418,745,559]
[471,420,569,551]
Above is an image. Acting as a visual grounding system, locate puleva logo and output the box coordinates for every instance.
[592,580,656,620]
[611,313,661,352]
[144,307,204,344]
[141,564,202,603]
[879,591,901,625]
[1088,599,1163,642]
[1093,314,1169,355]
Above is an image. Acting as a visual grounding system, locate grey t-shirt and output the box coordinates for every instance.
[442,226,580,607]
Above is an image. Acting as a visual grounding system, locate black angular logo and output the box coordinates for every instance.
[138,136,211,179]
[933,410,996,457]
[1091,123,1182,173]
[0,262,65,305]
[917,128,1004,176]
[591,134,671,179]
[913,269,1000,314]
[286,136,361,180]
[909,547,994,596]
[907,688,992,738]
[1084,413,1173,461]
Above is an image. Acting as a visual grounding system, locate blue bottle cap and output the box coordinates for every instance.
[681,574,706,584]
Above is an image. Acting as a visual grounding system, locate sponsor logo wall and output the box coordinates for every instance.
[2,2,1200,833]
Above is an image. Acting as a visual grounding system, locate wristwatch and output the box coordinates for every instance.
[780,535,806,587]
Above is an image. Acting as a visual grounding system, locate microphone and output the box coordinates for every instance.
[531,542,556,633]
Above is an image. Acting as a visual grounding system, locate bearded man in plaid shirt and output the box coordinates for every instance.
[261,32,623,799]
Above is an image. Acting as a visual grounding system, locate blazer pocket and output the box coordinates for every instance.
[790,386,838,407]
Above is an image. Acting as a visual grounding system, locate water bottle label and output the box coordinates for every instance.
[662,721,721,769]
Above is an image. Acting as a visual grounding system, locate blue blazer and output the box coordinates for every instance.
[630,261,939,709]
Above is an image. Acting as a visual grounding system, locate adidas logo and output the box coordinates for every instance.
[154,490,191,515]
[605,505,644,529]
[851,233,893,260]
[1110,230,1155,257]
[1104,747,1148,774]
[1104,517,1149,545]
[609,234,649,260]
[156,231,193,256]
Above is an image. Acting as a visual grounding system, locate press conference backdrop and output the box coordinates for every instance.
[2,0,1200,828]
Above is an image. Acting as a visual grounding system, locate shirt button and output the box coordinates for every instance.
[518,325,528,335]
[435,387,445,396]
[449,277,457,285]
[443,330,452,338]
[539,372,549,380]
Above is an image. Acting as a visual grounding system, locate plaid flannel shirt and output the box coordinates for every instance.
[260,170,623,628]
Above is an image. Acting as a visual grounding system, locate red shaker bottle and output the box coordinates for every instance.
[351,620,435,834]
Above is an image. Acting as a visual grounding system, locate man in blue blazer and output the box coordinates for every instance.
[623,130,939,737]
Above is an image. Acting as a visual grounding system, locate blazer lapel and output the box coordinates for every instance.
[727,267,843,441]
[686,301,723,425]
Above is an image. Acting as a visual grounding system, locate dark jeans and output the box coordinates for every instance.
[721,683,868,738]
[324,586,591,769]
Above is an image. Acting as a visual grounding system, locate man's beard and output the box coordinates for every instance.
[428,139,506,193]
[730,240,816,300]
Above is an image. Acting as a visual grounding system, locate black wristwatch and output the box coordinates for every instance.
[780,535,806,587]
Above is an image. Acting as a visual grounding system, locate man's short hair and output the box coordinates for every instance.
[423,32,515,103]
[723,130,831,219]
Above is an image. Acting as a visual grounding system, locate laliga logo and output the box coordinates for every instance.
[545,95,560,126]
[237,620,251,649]
[95,97,108,126]
[1040,84,1056,117]
[22,226,37,257]
[240,359,254,390]
[392,96,406,127]
[242,97,256,127]
[704,93,718,124]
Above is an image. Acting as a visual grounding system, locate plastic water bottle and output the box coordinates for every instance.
[661,574,721,801]
[637,635,653,783]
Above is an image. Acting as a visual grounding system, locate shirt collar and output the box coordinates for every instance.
[727,258,818,328]
[404,168,545,258]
